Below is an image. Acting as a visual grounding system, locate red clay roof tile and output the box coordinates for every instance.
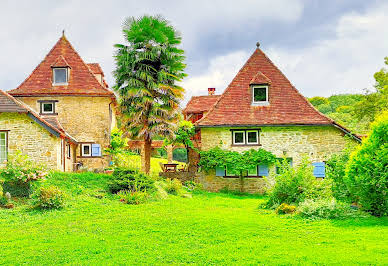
[197,48,334,127]
[183,95,220,114]
[8,35,114,97]
[87,63,104,76]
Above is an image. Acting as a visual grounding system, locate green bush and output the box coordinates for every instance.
[164,179,183,195]
[32,186,66,209]
[118,190,149,205]
[326,151,353,202]
[266,157,332,208]
[297,199,361,220]
[346,111,388,216]
[0,151,48,197]
[184,181,204,193]
[275,203,296,214]
[107,168,155,194]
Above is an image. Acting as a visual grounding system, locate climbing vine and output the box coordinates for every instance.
[198,147,276,175]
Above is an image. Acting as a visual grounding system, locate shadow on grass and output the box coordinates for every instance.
[330,216,388,227]
[196,190,267,200]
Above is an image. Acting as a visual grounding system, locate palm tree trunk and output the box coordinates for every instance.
[141,136,152,175]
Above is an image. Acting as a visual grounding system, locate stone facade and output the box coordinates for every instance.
[16,96,115,170]
[0,113,61,170]
[199,125,357,193]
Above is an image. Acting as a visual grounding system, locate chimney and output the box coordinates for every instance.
[208,88,216,95]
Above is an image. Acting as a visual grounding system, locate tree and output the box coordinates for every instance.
[345,110,388,216]
[113,15,186,174]
[354,57,388,124]
[105,128,129,165]
[164,120,195,149]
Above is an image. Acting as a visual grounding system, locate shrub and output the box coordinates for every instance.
[275,203,296,214]
[326,150,353,202]
[266,157,332,208]
[118,190,148,205]
[346,111,388,217]
[107,168,155,194]
[32,186,66,209]
[164,179,183,195]
[0,151,48,197]
[184,181,203,193]
[297,198,361,220]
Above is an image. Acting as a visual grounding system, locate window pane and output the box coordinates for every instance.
[83,145,90,155]
[0,133,7,162]
[234,132,244,144]
[54,69,67,84]
[247,131,257,143]
[254,87,267,102]
[247,166,258,176]
[226,166,237,176]
[43,103,53,113]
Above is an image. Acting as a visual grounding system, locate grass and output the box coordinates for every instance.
[115,153,185,179]
[0,172,387,265]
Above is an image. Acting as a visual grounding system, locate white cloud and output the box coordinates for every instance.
[265,2,388,97]
[181,50,250,104]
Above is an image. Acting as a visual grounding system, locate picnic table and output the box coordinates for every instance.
[163,163,179,172]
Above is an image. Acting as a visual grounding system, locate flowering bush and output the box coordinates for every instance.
[164,178,183,195]
[0,151,49,197]
[275,203,296,214]
[118,190,148,205]
[32,186,66,209]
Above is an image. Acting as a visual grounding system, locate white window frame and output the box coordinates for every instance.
[0,132,7,164]
[252,85,269,106]
[81,143,92,157]
[41,102,54,114]
[53,68,69,85]
[233,131,245,145]
[66,143,71,159]
[246,130,259,145]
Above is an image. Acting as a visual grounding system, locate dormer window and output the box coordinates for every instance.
[252,85,269,106]
[53,68,68,85]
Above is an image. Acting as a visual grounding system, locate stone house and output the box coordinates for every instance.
[0,34,116,171]
[184,43,360,193]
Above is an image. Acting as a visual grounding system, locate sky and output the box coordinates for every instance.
[1,0,387,105]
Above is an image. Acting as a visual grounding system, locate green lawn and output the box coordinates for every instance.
[0,172,387,265]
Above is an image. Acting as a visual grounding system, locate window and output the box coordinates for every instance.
[252,85,269,105]
[80,143,101,157]
[233,131,245,145]
[39,100,57,115]
[0,132,7,164]
[231,129,260,146]
[246,130,258,145]
[53,68,68,85]
[66,143,71,159]
[81,144,91,157]
[247,165,258,176]
[226,166,237,177]
[312,162,326,178]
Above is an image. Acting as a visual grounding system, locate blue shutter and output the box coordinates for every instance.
[91,144,101,157]
[312,162,326,178]
[216,166,226,177]
[259,165,269,176]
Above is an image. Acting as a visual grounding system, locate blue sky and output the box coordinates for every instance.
[1,0,387,104]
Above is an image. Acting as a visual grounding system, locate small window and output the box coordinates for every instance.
[246,130,258,145]
[233,131,245,145]
[0,132,7,164]
[81,144,91,157]
[53,68,68,85]
[42,102,54,114]
[252,85,268,105]
[247,165,258,176]
[66,143,71,159]
[226,166,237,176]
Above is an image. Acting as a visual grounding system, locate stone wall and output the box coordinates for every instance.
[199,125,358,193]
[17,96,115,170]
[0,113,61,170]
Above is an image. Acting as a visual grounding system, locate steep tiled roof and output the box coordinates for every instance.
[8,35,114,97]
[197,48,334,127]
[183,95,220,114]
[250,71,271,85]
[87,63,104,75]
[0,90,77,143]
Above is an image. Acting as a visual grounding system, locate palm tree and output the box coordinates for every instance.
[113,15,186,174]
